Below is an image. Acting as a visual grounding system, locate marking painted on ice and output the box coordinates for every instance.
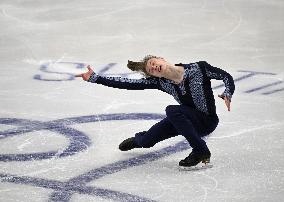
[244,80,283,93]
[33,61,136,81]
[0,113,164,161]
[0,113,190,201]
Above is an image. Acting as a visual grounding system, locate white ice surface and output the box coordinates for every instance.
[0,0,284,202]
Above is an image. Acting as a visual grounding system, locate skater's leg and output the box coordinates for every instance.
[165,105,210,153]
[134,117,178,148]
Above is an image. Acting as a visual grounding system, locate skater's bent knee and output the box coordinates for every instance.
[165,105,180,116]
[140,141,155,148]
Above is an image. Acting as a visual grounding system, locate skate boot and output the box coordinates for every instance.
[119,137,141,151]
[179,150,211,168]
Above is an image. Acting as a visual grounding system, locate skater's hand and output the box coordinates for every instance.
[75,65,94,81]
[218,94,231,111]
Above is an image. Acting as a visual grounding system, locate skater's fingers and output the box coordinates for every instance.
[226,102,231,111]
[224,96,231,104]
[218,94,231,111]
[75,74,83,78]
[87,65,93,72]
[224,97,231,111]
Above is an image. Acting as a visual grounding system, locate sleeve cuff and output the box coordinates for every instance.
[222,92,232,101]
[87,72,99,83]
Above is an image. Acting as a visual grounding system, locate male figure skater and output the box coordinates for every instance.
[76,55,235,168]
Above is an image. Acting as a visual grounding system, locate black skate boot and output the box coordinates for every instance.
[119,137,141,151]
[179,150,211,168]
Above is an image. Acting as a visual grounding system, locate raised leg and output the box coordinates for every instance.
[134,117,178,148]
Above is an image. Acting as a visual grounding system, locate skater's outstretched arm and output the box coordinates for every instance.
[76,65,159,90]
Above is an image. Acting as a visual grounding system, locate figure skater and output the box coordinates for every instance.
[76,55,235,168]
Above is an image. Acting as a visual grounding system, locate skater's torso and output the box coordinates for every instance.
[159,62,218,116]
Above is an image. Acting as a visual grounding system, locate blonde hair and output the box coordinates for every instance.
[127,55,158,77]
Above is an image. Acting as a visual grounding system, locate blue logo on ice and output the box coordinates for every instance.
[0,113,164,161]
[0,113,190,201]
[33,61,135,81]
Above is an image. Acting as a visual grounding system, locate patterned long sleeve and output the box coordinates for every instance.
[87,72,159,90]
[86,61,234,115]
[202,62,235,100]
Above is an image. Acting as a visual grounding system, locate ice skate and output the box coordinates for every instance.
[119,137,141,151]
[179,151,213,171]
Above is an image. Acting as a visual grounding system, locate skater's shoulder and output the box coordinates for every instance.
[175,62,197,69]
[175,61,209,68]
[196,61,210,66]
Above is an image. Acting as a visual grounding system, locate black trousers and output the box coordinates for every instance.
[134,105,219,153]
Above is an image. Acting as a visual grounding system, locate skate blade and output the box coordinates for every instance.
[178,163,213,171]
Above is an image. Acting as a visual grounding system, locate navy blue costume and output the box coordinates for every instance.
[88,61,235,154]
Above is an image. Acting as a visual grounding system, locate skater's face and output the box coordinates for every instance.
[145,57,166,78]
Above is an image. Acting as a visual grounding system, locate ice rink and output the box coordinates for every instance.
[0,0,284,201]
